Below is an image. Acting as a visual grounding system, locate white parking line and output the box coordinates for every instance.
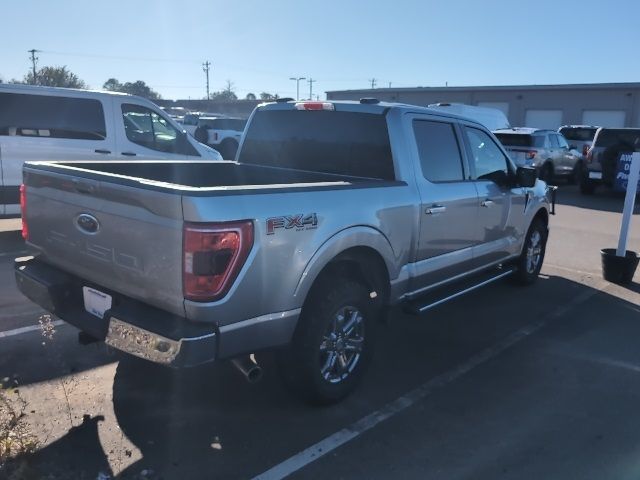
[253,285,605,480]
[0,320,65,339]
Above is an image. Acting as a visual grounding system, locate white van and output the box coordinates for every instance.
[427,103,511,131]
[0,84,222,215]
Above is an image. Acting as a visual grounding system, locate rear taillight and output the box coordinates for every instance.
[582,144,589,156]
[19,184,28,240]
[526,150,537,159]
[183,221,253,302]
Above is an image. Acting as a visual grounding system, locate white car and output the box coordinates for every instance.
[0,84,222,215]
[193,117,248,159]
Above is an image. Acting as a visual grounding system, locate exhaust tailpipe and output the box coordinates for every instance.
[231,354,263,383]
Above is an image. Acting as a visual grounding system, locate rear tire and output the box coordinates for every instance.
[513,218,547,285]
[578,163,597,195]
[276,277,376,405]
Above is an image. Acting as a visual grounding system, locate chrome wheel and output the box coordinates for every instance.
[319,306,365,384]
[526,230,542,274]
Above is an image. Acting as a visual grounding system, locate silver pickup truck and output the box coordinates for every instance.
[15,99,554,404]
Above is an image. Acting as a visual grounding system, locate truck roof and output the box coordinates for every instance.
[257,99,487,129]
[0,83,134,97]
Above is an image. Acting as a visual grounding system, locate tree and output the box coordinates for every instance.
[102,78,122,92]
[245,93,256,100]
[259,92,279,101]
[24,66,86,88]
[208,81,237,102]
[101,78,161,100]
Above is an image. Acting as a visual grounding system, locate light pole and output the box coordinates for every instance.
[289,77,306,100]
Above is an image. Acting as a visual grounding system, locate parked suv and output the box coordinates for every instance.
[193,117,247,158]
[580,127,640,194]
[494,127,580,182]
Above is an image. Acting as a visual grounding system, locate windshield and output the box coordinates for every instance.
[494,133,535,147]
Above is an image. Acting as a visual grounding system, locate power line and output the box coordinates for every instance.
[28,49,39,84]
[202,61,211,100]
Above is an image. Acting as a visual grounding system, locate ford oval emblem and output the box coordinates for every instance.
[76,213,100,234]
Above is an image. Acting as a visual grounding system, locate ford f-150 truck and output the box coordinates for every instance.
[15,99,553,404]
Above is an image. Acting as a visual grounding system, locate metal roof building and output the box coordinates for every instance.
[326,83,640,129]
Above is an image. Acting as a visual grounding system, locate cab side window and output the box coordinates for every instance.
[413,120,465,182]
[0,92,106,140]
[464,127,510,181]
[121,104,198,155]
[549,134,560,148]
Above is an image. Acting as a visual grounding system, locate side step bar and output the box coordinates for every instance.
[404,267,516,315]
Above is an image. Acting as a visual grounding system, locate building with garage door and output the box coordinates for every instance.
[326,83,640,129]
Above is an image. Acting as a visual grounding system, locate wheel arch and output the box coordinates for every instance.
[294,227,397,309]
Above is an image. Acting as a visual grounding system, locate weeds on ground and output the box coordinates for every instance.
[0,378,39,476]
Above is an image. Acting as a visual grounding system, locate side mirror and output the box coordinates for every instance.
[516,166,537,188]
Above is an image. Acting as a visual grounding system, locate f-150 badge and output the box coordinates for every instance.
[266,213,318,235]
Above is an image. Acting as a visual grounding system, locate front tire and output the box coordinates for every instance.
[513,219,547,285]
[277,277,376,405]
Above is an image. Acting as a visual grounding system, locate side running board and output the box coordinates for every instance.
[404,267,516,315]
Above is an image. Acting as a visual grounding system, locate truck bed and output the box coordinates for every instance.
[25,161,387,193]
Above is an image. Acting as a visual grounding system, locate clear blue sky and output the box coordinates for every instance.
[2,0,639,100]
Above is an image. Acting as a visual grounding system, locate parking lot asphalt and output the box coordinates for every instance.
[0,185,639,479]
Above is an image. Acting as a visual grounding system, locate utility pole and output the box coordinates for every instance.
[289,77,306,100]
[307,78,316,101]
[202,61,211,100]
[28,49,39,85]
[369,78,377,89]
[388,82,392,88]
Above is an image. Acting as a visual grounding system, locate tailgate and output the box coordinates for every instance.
[23,166,185,317]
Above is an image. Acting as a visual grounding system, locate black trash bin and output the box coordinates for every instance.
[601,248,640,285]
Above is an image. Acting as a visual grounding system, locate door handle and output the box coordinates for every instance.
[72,179,96,194]
[121,152,137,157]
[425,205,446,215]
[94,149,111,154]
[481,199,495,208]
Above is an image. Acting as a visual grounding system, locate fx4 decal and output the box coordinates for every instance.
[266,213,318,235]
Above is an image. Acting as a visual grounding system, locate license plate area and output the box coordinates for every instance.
[82,287,112,319]
[589,171,603,180]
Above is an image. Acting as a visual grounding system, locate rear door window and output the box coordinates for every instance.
[412,120,465,182]
[548,134,560,148]
[238,109,394,180]
[0,92,106,140]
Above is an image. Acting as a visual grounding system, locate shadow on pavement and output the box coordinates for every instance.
[9,274,640,478]
[555,185,638,214]
[91,275,638,479]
